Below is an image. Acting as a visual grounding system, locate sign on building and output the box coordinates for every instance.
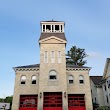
[0,103,10,110]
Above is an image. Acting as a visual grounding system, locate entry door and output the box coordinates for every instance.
[19,95,38,110]
[68,94,86,110]
[43,92,62,110]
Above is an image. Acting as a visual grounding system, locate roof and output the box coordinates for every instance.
[90,76,102,85]
[39,33,67,41]
[41,20,64,22]
[14,64,90,69]
[14,64,39,68]
[66,64,90,68]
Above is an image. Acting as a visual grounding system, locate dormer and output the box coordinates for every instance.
[41,20,65,33]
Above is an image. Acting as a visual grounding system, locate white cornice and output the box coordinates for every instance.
[14,68,39,72]
[13,67,90,72]
[66,68,91,71]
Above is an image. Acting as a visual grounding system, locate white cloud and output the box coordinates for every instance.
[87,52,102,58]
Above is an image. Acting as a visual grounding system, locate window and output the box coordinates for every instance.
[55,25,59,32]
[21,75,26,84]
[32,75,37,84]
[95,97,97,103]
[61,25,62,32]
[68,75,74,84]
[46,25,51,32]
[107,80,110,88]
[104,85,106,91]
[44,51,48,63]
[91,90,92,94]
[52,25,54,32]
[106,96,109,103]
[49,70,57,80]
[58,51,61,63]
[79,75,84,84]
[43,25,45,32]
[51,51,55,63]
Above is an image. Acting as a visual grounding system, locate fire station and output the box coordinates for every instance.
[12,20,93,110]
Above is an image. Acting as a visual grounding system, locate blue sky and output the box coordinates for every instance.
[0,0,110,98]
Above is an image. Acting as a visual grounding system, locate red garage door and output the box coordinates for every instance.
[19,95,38,110]
[43,92,62,110]
[68,94,86,110]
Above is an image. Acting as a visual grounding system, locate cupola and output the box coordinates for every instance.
[40,20,65,33]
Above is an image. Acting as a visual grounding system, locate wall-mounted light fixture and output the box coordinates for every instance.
[40,92,42,98]
[64,92,66,98]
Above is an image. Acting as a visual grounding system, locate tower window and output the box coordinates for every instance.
[32,75,37,84]
[21,75,26,84]
[46,25,51,32]
[43,25,45,32]
[58,51,62,63]
[51,51,54,58]
[55,25,59,32]
[51,51,55,63]
[44,51,48,63]
[52,25,54,32]
[58,51,61,58]
[79,75,84,84]
[68,75,74,84]
[49,70,57,80]
[61,25,62,32]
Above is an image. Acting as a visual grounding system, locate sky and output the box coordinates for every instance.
[0,0,110,98]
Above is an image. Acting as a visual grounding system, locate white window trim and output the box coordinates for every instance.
[31,75,37,84]
[68,75,74,84]
[20,75,26,84]
[49,70,57,81]
[79,75,84,84]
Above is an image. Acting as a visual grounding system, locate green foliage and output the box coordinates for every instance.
[0,98,3,102]
[97,106,110,110]
[4,96,13,104]
[66,46,88,66]
[0,96,13,110]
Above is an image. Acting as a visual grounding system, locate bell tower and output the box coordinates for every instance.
[38,20,68,110]
[41,20,64,33]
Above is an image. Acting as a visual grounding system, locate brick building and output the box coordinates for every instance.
[12,20,93,110]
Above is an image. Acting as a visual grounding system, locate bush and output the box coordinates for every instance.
[97,106,110,110]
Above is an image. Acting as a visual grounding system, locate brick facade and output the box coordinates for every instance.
[12,20,93,110]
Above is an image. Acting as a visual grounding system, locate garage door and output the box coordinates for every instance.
[68,94,85,110]
[19,95,38,110]
[43,92,62,110]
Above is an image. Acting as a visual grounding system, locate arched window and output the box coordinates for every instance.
[79,75,84,84]
[32,75,37,84]
[49,70,57,80]
[68,75,74,84]
[21,75,26,84]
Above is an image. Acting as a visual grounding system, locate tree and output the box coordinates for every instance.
[0,96,13,110]
[4,96,13,110]
[0,98,3,102]
[66,46,88,66]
